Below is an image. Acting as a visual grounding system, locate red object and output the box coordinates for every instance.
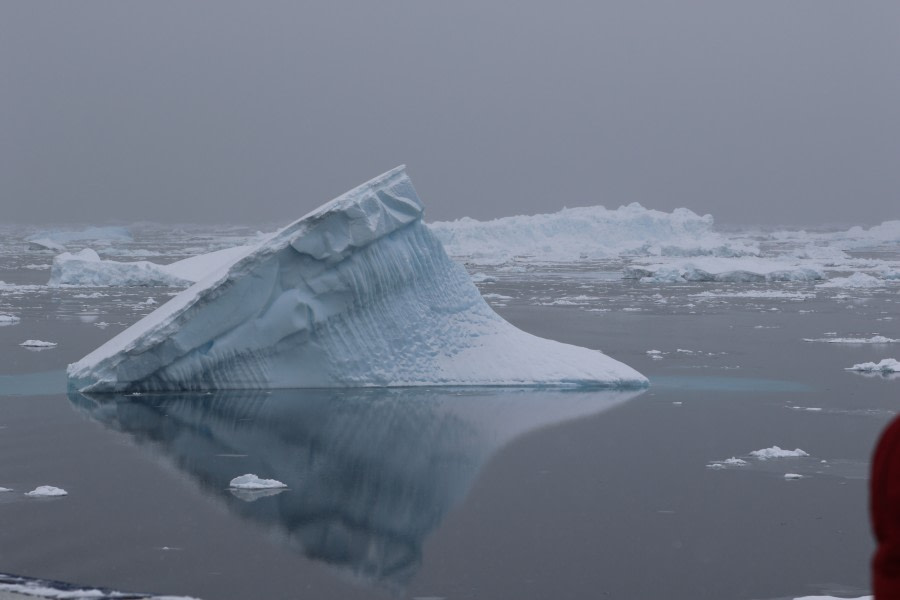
[872,415,900,598]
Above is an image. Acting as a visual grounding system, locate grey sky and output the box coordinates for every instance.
[2,1,898,227]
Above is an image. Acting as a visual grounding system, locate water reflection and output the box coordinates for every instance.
[69,387,641,590]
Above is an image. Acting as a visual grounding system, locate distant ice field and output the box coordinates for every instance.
[0,208,897,600]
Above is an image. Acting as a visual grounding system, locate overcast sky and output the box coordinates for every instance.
[2,1,898,227]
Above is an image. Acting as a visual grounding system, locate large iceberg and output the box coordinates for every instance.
[68,167,646,392]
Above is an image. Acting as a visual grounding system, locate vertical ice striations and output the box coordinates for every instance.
[68,166,647,392]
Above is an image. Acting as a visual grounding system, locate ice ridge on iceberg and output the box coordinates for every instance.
[68,166,647,392]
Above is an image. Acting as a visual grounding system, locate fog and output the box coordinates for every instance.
[2,1,898,226]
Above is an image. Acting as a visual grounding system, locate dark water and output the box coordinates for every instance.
[1,258,898,599]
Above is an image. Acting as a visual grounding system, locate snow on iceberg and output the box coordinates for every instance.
[68,167,647,392]
[430,203,758,263]
[624,258,824,283]
[48,246,252,287]
[847,358,900,373]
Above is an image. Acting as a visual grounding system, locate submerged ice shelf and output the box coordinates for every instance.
[68,167,647,392]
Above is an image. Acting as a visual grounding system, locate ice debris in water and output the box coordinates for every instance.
[25,486,67,497]
[229,474,288,490]
[847,359,900,373]
[49,246,252,287]
[0,487,12,492]
[19,340,57,348]
[804,336,898,344]
[784,473,803,480]
[750,446,809,460]
[624,258,824,283]
[0,314,20,325]
[68,166,647,392]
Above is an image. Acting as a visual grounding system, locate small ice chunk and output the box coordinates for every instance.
[25,485,68,497]
[646,350,663,355]
[784,473,803,480]
[19,340,57,348]
[847,358,900,373]
[723,457,748,466]
[819,272,883,288]
[0,487,12,492]
[750,446,809,460]
[804,336,898,344]
[228,474,287,490]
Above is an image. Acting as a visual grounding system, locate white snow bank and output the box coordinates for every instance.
[229,474,287,490]
[847,359,900,373]
[819,272,884,289]
[48,246,253,287]
[0,313,20,325]
[27,226,132,244]
[750,446,809,460]
[430,203,758,263]
[69,167,647,392]
[805,336,898,344]
[25,485,67,497]
[625,258,823,283]
[19,340,57,348]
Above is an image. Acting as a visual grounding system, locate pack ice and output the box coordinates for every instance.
[68,167,647,392]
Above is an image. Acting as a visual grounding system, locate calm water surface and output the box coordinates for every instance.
[1,236,897,600]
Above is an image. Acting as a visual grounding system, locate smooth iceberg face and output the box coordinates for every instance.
[68,166,647,392]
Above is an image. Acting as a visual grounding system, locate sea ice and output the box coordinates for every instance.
[750,446,809,460]
[0,313,20,325]
[228,474,287,490]
[804,336,898,344]
[625,257,823,283]
[19,340,57,348]
[68,167,647,392]
[27,226,133,244]
[784,473,803,480]
[25,486,68,497]
[847,359,900,373]
[0,487,12,492]
[819,272,884,288]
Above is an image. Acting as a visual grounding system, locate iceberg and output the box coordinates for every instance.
[48,246,252,287]
[68,167,646,392]
[624,258,824,283]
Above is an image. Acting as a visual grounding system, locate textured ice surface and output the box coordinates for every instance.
[430,203,758,263]
[69,167,647,392]
[49,246,251,287]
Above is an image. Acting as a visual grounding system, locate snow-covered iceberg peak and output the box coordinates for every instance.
[68,166,647,392]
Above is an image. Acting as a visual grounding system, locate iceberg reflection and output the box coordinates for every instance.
[69,387,641,589]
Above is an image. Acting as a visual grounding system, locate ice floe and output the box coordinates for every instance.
[27,226,133,244]
[847,359,900,373]
[804,336,898,344]
[819,272,884,289]
[229,474,288,490]
[69,167,647,392]
[750,446,809,459]
[625,258,823,283]
[0,313,20,325]
[19,340,57,348]
[784,473,803,480]
[25,486,67,497]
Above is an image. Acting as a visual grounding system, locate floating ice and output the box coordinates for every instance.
[793,596,871,600]
[625,258,824,284]
[49,246,252,288]
[27,238,67,253]
[430,203,758,263]
[750,446,809,460]
[847,359,900,373]
[804,336,898,344]
[19,340,57,348]
[819,272,884,289]
[25,485,68,497]
[784,473,803,480]
[27,226,133,244]
[69,167,647,392]
[0,313,20,326]
[0,487,12,492]
[229,474,288,490]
